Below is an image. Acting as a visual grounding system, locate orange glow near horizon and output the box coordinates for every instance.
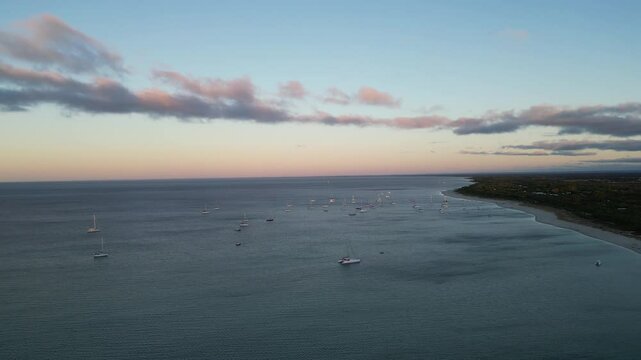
[0,109,627,182]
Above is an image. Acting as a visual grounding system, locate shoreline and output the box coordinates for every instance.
[443,189,641,255]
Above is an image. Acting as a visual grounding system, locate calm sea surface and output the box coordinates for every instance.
[2,175,641,359]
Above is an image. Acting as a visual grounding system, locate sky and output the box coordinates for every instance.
[1,0,640,181]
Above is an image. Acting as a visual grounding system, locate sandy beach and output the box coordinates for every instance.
[444,189,641,255]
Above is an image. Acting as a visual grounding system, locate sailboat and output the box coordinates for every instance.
[201,205,210,215]
[239,213,249,227]
[93,237,108,258]
[338,242,360,265]
[339,256,361,265]
[87,214,100,233]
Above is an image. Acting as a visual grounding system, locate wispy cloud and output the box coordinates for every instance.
[461,150,549,156]
[321,86,400,107]
[153,70,255,102]
[504,139,641,152]
[278,80,306,99]
[322,87,351,105]
[499,28,529,42]
[296,112,448,129]
[461,150,596,157]
[0,14,125,74]
[416,105,445,114]
[583,157,641,164]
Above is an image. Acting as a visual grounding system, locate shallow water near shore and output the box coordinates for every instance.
[2,175,641,359]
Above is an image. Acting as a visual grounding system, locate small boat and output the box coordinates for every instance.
[201,205,210,215]
[595,260,602,267]
[87,214,100,233]
[93,237,108,258]
[239,213,249,227]
[348,212,356,216]
[339,242,360,265]
[338,257,360,265]
[266,218,274,222]
[235,242,242,246]
[235,227,242,232]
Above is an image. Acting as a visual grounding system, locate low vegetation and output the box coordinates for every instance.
[456,173,641,235]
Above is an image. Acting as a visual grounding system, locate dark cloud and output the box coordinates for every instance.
[505,139,641,152]
[0,14,125,74]
[451,104,641,137]
[550,150,597,156]
[583,157,641,164]
[0,65,288,122]
[460,150,549,156]
[152,70,255,102]
[461,150,595,157]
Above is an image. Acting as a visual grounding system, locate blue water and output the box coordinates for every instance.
[2,175,641,359]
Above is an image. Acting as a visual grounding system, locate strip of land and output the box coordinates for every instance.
[446,174,641,255]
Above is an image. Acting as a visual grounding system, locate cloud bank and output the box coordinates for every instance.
[504,139,641,152]
[583,157,641,164]
[1,14,640,147]
[461,150,596,157]
[452,104,641,137]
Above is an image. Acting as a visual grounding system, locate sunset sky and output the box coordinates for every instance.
[1,0,640,181]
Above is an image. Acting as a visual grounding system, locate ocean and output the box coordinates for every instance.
[2,175,641,359]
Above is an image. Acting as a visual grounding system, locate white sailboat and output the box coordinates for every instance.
[201,205,210,215]
[93,237,108,258]
[239,213,249,227]
[338,243,360,265]
[339,256,361,265]
[87,214,100,233]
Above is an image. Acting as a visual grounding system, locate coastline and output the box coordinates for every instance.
[443,189,641,255]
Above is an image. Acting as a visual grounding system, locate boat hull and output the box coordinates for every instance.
[338,258,361,265]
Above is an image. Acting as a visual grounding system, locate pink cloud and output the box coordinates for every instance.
[0,14,125,74]
[278,80,306,99]
[137,89,180,110]
[153,70,255,102]
[356,86,400,107]
[0,62,68,86]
